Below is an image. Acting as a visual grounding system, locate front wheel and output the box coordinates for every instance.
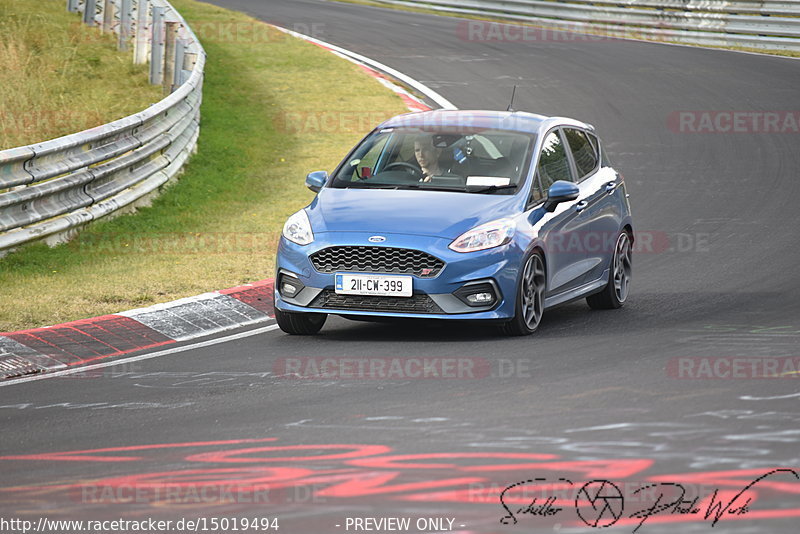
[587,230,632,310]
[500,251,547,336]
[275,308,327,335]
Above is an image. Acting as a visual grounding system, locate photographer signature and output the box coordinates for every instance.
[499,468,798,532]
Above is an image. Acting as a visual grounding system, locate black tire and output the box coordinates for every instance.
[275,308,327,335]
[587,230,632,310]
[500,251,547,336]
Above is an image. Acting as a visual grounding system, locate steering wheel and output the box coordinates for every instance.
[384,161,423,178]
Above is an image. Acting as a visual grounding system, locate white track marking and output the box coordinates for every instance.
[0,324,280,388]
[272,24,458,110]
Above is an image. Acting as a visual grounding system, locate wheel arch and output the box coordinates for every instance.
[622,223,634,244]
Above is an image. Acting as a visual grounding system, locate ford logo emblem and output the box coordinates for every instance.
[368,236,386,243]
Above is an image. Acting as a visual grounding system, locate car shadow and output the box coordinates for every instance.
[296,289,781,343]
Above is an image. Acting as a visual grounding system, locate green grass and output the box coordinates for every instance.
[0,0,161,149]
[0,0,408,332]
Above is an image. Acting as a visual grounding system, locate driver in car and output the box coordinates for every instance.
[414,135,444,182]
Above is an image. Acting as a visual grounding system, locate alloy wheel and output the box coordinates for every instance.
[521,254,546,329]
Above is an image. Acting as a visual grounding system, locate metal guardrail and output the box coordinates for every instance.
[374,0,800,51]
[0,0,205,254]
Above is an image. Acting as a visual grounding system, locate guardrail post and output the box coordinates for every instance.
[149,6,166,85]
[83,0,97,26]
[67,0,80,13]
[163,21,179,93]
[183,50,198,75]
[102,0,115,33]
[173,36,186,90]
[119,0,132,51]
[133,0,150,65]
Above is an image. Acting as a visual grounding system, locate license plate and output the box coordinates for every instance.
[335,273,412,297]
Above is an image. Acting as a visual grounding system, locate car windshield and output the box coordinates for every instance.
[331,127,535,194]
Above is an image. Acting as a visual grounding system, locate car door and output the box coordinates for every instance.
[563,128,624,285]
[527,128,592,296]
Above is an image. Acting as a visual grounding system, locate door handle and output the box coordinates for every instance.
[575,200,588,212]
[605,181,618,193]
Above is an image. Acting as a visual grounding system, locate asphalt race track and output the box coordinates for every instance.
[2,1,800,532]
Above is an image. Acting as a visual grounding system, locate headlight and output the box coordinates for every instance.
[282,209,314,245]
[449,218,515,253]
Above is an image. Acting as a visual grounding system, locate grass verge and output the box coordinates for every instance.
[0,0,408,332]
[0,0,161,149]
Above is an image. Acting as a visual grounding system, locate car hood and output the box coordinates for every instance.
[306,188,523,239]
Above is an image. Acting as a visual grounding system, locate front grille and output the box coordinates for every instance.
[310,246,444,278]
[310,290,444,314]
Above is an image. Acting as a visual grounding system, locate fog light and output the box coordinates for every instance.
[278,272,305,299]
[281,282,299,297]
[466,292,494,304]
[453,282,499,308]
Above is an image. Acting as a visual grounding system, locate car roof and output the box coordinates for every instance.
[377,109,593,134]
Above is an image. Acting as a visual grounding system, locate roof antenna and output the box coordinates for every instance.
[506,85,517,112]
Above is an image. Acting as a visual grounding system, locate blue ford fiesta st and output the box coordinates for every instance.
[275,110,633,335]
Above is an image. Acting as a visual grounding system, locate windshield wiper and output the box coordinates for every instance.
[342,182,516,194]
[394,183,468,193]
[342,183,402,189]
[465,184,518,193]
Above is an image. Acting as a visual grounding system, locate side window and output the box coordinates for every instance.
[537,130,572,191]
[357,134,390,178]
[528,172,544,205]
[564,128,598,180]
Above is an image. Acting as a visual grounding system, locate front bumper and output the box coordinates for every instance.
[275,232,522,320]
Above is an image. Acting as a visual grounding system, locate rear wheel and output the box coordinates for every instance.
[275,308,327,335]
[500,251,546,336]
[587,230,632,310]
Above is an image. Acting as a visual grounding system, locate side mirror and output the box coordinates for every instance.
[305,171,328,193]
[543,180,580,212]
